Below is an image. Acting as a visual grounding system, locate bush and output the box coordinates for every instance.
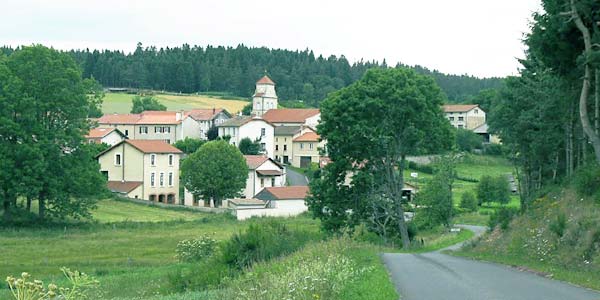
[221,220,320,269]
[455,128,484,152]
[460,192,478,212]
[477,175,510,205]
[175,234,217,262]
[573,165,600,198]
[488,207,519,230]
[483,143,505,156]
[408,161,434,174]
[549,213,567,238]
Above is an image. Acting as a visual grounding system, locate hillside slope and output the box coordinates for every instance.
[456,188,600,290]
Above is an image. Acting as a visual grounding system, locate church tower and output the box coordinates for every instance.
[252,75,278,117]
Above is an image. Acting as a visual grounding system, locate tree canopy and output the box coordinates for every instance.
[180,140,248,207]
[307,67,454,248]
[130,95,166,113]
[238,137,261,155]
[0,45,106,222]
[1,44,502,107]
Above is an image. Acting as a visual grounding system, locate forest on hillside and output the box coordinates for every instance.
[1,44,503,106]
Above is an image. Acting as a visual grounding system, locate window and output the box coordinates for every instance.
[151,172,156,187]
[449,117,455,121]
[284,138,287,142]
[261,128,266,136]
[284,145,287,151]
[164,139,170,144]
[151,154,156,166]
[168,172,173,186]
[260,143,266,151]
[276,138,278,142]
[275,145,279,151]
[166,127,171,133]
[458,117,464,121]
[458,125,464,129]
[139,126,148,134]
[474,109,479,114]
[261,178,265,188]
[271,178,275,186]
[300,143,304,150]
[115,153,122,166]
[125,129,129,136]
[168,154,174,166]
[155,126,159,133]
[309,143,314,150]
[160,172,164,187]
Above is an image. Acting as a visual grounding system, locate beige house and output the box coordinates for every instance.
[97,109,230,143]
[292,127,324,168]
[97,139,183,203]
[274,126,301,164]
[442,104,486,130]
[473,123,501,144]
[85,127,126,145]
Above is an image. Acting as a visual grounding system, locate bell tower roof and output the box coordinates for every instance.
[256,75,275,85]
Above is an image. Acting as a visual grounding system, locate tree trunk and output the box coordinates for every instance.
[595,69,599,134]
[39,196,46,220]
[571,0,600,164]
[2,197,11,222]
[26,196,32,212]
[396,155,410,249]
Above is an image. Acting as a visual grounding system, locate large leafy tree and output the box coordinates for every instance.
[238,137,261,155]
[130,95,166,113]
[308,68,454,248]
[173,137,205,154]
[0,45,106,221]
[181,140,248,207]
[416,157,456,228]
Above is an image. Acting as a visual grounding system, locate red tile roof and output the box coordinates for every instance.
[262,109,320,124]
[293,132,320,142]
[86,127,118,139]
[185,108,228,121]
[125,140,183,154]
[97,111,183,125]
[442,104,479,113]
[256,75,275,85]
[262,186,309,200]
[244,155,270,169]
[107,181,142,193]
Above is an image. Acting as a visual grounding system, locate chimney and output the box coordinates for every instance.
[176,111,182,121]
[213,107,215,115]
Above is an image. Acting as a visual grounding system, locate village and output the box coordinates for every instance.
[88,75,495,220]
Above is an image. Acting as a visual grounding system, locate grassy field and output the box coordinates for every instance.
[405,154,518,226]
[102,92,249,114]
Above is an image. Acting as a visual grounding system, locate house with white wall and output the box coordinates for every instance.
[291,127,325,168]
[442,104,486,130]
[182,108,230,140]
[96,139,183,202]
[217,116,275,158]
[262,108,320,128]
[242,155,285,199]
[85,128,127,145]
[230,186,309,220]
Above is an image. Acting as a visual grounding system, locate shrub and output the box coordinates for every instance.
[175,234,217,262]
[488,207,519,230]
[483,143,505,156]
[6,268,99,300]
[573,165,600,199]
[455,128,484,152]
[221,220,319,269]
[460,192,478,212]
[549,213,567,238]
[477,175,510,205]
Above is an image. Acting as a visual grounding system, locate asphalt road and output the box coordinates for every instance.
[382,225,600,300]
[285,167,308,186]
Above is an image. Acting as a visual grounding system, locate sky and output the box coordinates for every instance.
[1,0,542,78]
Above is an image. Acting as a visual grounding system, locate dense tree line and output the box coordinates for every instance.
[1,43,503,106]
[489,0,600,209]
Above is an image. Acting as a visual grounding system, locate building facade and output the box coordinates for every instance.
[291,127,324,168]
[97,140,183,203]
[85,128,127,145]
[252,76,278,117]
[217,116,275,158]
[442,104,486,130]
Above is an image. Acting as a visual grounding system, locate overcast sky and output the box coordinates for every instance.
[2,0,542,78]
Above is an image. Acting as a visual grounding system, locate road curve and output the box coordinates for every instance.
[382,225,600,300]
[285,167,309,186]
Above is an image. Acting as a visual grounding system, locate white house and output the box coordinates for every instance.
[230,186,309,220]
[181,108,231,140]
[85,128,127,146]
[243,155,285,199]
[262,108,321,128]
[217,116,275,158]
[252,75,278,117]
